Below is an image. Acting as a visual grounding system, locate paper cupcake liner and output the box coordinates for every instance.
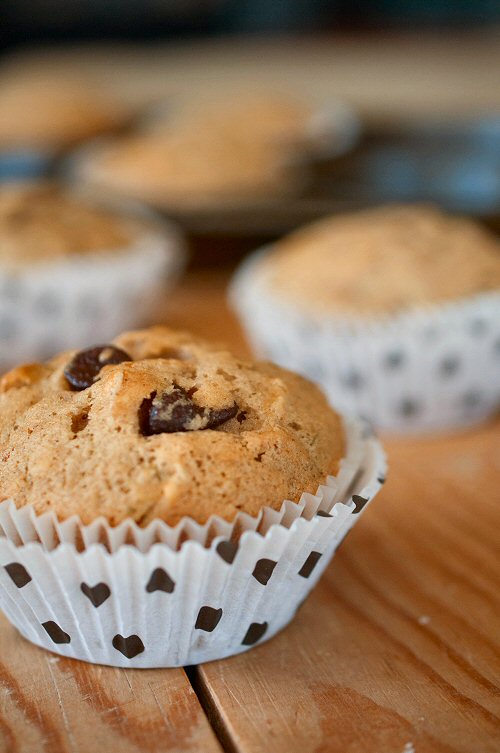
[0,203,185,372]
[231,248,500,433]
[0,414,385,668]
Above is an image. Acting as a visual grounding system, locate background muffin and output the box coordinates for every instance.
[72,91,358,210]
[232,204,500,432]
[0,182,184,370]
[0,72,128,180]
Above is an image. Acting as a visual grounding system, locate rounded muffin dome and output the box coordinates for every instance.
[0,326,344,527]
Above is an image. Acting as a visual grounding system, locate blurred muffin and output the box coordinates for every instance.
[73,91,358,209]
[75,127,307,209]
[0,182,184,370]
[153,92,358,156]
[0,73,127,180]
[232,204,500,432]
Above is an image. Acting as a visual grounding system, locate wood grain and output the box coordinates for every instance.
[165,271,500,753]
[0,615,222,753]
[1,269,499,752]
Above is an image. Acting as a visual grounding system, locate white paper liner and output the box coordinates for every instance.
[230,248,500,433]
[0,414,385,667]
[0,206,185,372]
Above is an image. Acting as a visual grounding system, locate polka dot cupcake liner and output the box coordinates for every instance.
[0,203,185,373]
[0,414,385,668]
[231,249,500,433]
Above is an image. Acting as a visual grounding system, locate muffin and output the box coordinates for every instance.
[0,73,127,180]
[75,127,306,209]
[0,326,385,667]
[152,91,359,157]
[73,92,358,210]
[231,204,500,432]
[0,182,184,370]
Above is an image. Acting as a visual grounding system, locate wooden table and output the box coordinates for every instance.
[1,268,499,753]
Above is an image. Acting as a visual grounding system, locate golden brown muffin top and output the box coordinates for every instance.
[0,326,344,527]
[0,183,138,268]
[0,75,125,150]
[79,127,304,208]
[157,93,315,150]
[256,205,500,315]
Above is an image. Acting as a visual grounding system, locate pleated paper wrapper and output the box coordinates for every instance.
[0,414,385,668]
[231,248,500,433]
[0,210,185,372]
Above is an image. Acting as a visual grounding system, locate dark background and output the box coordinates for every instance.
[2,0,500,49]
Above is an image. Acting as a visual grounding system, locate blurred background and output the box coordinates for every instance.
[1,0,500,263]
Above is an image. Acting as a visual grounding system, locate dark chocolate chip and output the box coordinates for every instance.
[64,345,131,391]
[298,551,322,578]
[377,476,386,485]
[236,410,248,424]
[141,385,238,435]
[242,621,268,646]
[352,494,369,513]
[80,582,111,608]
[4,562,32,588]
[42,621,71,644]
[252,559,277,585]
[146,568,175,594]
[195,606,223,632]
[316,510,333,518]
[112,634,145,659]
[216,540,239,564]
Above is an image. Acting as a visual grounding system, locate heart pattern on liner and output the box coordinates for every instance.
[80,582,111,608]
[113,634,145,659]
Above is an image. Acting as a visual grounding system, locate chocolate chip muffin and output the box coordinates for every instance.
[0,326,345,527]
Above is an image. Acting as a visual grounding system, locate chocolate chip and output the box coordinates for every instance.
[42,621,71,644]
[242,622,268,646]
[80,582,111,608]
[195,606,223,632]
[252,559,277,585]
[64,345,131,391]
[216,540,239,564]
[298,551,322,578]
[4,562,32,588]
[141,385,238,435]
[146,568,175,594]
[112,634,145,659]
[377,476,386,484]
[236,410,247,424]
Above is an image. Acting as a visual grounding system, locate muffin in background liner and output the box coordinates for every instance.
[0,200,186,372]
[0,414,385,668]
[231,249,500,434]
